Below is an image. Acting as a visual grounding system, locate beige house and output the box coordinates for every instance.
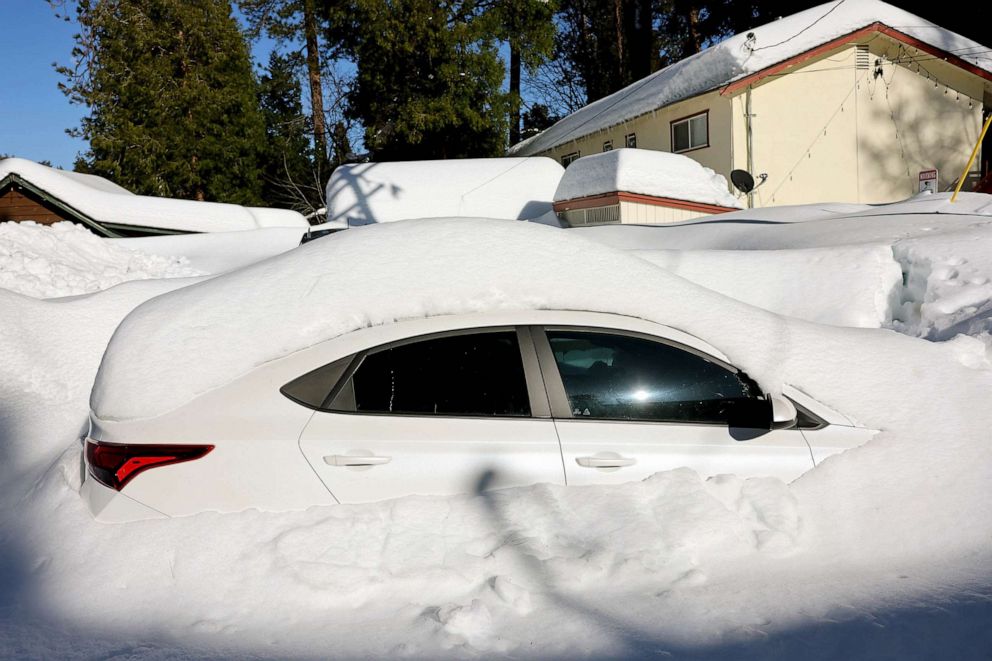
[511,0,992,210]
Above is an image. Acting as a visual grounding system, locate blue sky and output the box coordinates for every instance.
[0,1,282,170]
[0,1,87,168]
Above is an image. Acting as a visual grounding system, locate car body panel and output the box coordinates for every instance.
[300,415,565,503]
[84,309,875,520]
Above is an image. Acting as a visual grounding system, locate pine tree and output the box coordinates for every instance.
[58,0,267,205]
[341,0,512,160]
[485,1,556,146]
[258,52,323,212]
[239,0,348,170]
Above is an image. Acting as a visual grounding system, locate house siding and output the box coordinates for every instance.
[529,31,989,209]
[541,89,735,183]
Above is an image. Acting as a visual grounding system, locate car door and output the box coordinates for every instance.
[531,327,816,485]
[297,327,565,503]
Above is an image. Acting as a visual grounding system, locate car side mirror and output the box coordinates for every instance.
[727,397,772,430]
[769,394,798,430]
[727,395,797,434]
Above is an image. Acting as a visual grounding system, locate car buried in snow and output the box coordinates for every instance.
[82,308,873,522]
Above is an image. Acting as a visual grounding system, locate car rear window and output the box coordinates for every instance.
[339,331,531,417]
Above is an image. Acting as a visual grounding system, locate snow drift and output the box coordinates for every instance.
[0,213,990,657]
[0,221,202,298]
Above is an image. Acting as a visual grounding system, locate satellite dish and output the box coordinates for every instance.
[730,169,755,194]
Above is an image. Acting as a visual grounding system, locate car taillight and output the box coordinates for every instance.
[85,440,214,491]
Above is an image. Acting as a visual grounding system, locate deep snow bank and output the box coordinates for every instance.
[577,193,992,338]
[113,226,307,275]
[635,244,901,327]
[0,221,202,298]
[1,215,991,657]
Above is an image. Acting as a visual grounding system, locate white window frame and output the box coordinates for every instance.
[561,152,580,167]
[670,111,709,153]
[625,132,637,148]
[602,140,613,152]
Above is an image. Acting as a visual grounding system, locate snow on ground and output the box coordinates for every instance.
[114,226,307,275]
[0,211,991,657]
[635,244,900,327]
[0,221,203,298]
[554,149,742,209]
[579,192,992,339]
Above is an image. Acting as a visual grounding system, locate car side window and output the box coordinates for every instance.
[331,331,531,417]
[546,330,758,424]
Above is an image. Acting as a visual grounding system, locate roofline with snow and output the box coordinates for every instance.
[723,22,992,95]
[0,173,193,238]
[515,22,992,157]
[0,173,114,237]
[553,191,739,215]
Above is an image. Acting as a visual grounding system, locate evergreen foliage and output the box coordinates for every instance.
[340,0,517,160]
[258,52,323,212]
[58,0,266,204]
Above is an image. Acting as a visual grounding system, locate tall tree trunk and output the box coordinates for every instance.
[613,0,625,84]
[509,41,521,146]
[686,4,703,55]
[303,0,327,164]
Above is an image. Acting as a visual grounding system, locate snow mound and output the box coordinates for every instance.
[636,244,901,327]
[112,226,307,275]
[554,149,742,208]
[512,0,991,155]
[0,221,203,298]
[326,157,563,225]
[0,158,309,232]
[92,217,791,421]
[2,209,992,656]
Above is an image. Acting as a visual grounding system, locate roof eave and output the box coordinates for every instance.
[721,22,992,96]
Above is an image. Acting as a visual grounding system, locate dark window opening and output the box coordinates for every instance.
[342,331,531,417]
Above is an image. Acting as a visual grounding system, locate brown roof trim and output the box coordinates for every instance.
[0,173,118,237]
[554,191,737,215]
[722,22,992,96]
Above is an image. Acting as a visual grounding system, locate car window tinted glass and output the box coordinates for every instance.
[547,331,757,424]
[343,331,530,417]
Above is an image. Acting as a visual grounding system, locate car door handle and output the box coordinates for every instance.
[575,456,636,468]
[323,455,392,467]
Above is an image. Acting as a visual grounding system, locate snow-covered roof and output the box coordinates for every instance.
[511,0,992,156]
[554,149,742,208]
[325,157,564,225]
[0,158,308,233]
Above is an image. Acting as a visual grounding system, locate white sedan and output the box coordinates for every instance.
[82,309,872,522]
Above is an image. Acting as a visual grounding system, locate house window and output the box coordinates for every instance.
[561,152,580,167]
[625,133,637,148]
[671,111,708,153]
[602,140,613,152]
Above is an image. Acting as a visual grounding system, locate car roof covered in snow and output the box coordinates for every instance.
[325,157,564,225]
[511,0,992,157]
[93,217,797,420]
[0,157,309,233]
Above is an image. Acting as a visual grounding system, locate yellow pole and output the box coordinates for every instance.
[951,111,992,203]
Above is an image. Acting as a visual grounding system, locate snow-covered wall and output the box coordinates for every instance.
[325,157,564,225]
[0,158,309,233]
